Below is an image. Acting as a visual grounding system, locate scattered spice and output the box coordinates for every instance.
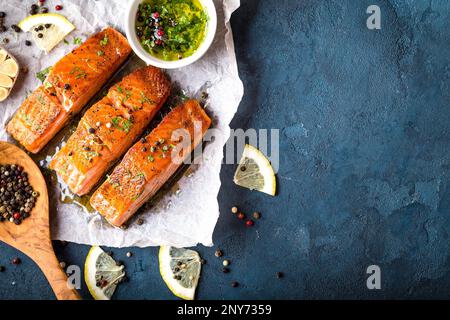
[237,212,245,220]
[88,128,96,134]
[55,5,63,11]
[214,250,223,258]
[245,220,254,227]
[0,265,5,272]
[231,281,239,288]
[200,259,206,265]
[231,206,238,214]
[222,267,230,274]
[126,252,132,258]
[25,40,32,46]
[30,4,39,15]
[0,164,39,225]
[253,212,261,220]
[136,218,144,226]
[59,261,66,269]
[222,259,230,266]
[11,257,21,265]
[276,272,284,279]
[11,25,21,33]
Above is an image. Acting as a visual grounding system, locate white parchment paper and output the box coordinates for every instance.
[0,0,243,248]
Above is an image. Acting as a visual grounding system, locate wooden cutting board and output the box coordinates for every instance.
[0,141,80,300]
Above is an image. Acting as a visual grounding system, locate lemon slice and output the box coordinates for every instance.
[0,49,7,63]
[0,74,13,88]
[0,87,8,102]
[18,14,75,53]
[84,246,126,300]
[233,144,277,196]
[159,246,202,300]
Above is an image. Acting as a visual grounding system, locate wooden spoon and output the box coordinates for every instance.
[0,141,80,300]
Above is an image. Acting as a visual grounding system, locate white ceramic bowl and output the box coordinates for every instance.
[125,0,217,69]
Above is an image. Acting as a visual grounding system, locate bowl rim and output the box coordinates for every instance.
[125,0,217,69]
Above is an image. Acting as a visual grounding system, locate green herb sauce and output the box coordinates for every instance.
[136,0,208,61]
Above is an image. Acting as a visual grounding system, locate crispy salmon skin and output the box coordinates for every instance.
[6,27,131,153]
[90,99,211,227]
[49,66,171,196]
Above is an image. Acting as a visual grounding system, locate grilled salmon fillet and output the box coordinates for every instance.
[49,66,171,196]
[6,27,131,153]
[90,100,211,227]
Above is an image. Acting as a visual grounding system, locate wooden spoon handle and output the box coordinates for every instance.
[36,252,81,300]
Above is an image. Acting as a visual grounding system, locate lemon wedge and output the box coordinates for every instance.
[84,246,126,300]
[18,13,75,53]
[0,87,8,102]
[159,246,202,300]
[233,144,277,196]
[0,49,7,63]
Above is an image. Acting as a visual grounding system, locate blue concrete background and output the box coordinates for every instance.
[1,0,449,299]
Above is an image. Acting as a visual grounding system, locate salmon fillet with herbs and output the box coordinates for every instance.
[6,27,131,153]
[90,99,211,227]
[49,65,171,196]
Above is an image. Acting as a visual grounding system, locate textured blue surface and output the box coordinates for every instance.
[1,0,450,299]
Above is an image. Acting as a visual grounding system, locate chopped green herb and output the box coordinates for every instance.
[97,50,104,56]
[123,89,132,102]
[116,85,123,93]
[112,117,133,133]
[37,94,46,105]
[73,37,83,45]
[70,66,87,79]
[44,81,53,89]
[140,91,155,104]
[147,155,154,162]
[36,67,52,83]
[63,39,69,45]
[100,35,109,46]
[150,146,155,152]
